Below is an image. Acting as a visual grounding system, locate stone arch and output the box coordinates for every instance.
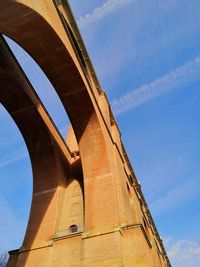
[4,34,70,138]
[0,0,119,232]
[0,2,172,267]
[0,55,66,249]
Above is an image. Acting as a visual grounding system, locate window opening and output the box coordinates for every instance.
[69,224,78,233]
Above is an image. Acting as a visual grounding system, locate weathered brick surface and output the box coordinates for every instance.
[0,1,170,266]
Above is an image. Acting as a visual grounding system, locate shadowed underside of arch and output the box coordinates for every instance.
[0,0,116,231]
[0,1,171,267]
[0,36,71,247]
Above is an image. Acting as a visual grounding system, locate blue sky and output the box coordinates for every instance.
[0,1,200,266]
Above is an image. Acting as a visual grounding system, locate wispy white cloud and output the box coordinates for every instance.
[150,178,200,216]
[165,238,200,267]
[0,196,24,251]
[78,0,134,28]
[111,55,200,115]
[0,149,28,168]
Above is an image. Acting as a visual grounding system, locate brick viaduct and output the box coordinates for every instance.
[0,1,171,266]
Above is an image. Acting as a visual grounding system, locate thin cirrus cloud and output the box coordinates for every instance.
[111,55,200,115]
[0,196,24,251]
[0,149,28,168]
[165,238,200,267]
[150,177,200,216]
[77,0,134,29]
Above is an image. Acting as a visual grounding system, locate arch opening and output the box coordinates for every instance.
[4,35,70,138]
[0,104,32,251]
[0,0,115,239]
[0,30,85,250]
[0,46,71,254]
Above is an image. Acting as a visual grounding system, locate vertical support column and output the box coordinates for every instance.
[65,94,120,231]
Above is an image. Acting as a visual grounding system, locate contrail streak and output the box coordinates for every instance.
[78,0,133,29]
[111,56,200,115]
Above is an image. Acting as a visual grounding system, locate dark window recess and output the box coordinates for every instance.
[69,224,78,233]
[129,174,134,185]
